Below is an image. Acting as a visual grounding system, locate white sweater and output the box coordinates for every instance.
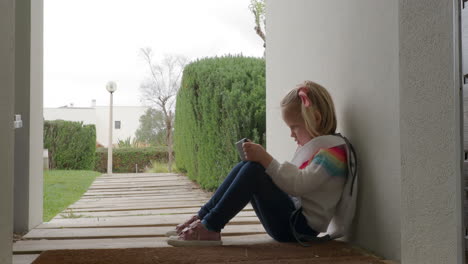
[265,135,348,232]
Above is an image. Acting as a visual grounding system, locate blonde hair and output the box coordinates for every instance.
[280,80,337,137]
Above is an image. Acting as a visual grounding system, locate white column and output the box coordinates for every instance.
[107,92,113,174]
[0,0,16,263]
[29,0,44,230]
[14,0,43,234]
[399,0,464,263]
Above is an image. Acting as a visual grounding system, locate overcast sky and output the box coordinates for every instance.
[44,0,264,108]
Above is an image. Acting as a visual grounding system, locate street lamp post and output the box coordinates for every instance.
[106,81,117,175]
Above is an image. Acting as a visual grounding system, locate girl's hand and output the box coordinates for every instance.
[242,141,273,168]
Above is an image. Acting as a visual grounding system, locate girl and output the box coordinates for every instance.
[167,80,349,246]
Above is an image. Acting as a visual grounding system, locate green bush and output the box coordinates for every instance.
[44,120,96,170]
[95,147,169,173]
[174,55,266,190]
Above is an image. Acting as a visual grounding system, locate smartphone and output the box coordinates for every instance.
[235,138,250,161]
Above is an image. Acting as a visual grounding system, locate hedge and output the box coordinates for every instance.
[174,55,266,190]
[44,120,96,170]
[95,147,169,173]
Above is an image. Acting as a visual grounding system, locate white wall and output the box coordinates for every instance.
[29,0,44,231]
[267,0,400,260]
[14,0,43,233]
[463,6,468,151]
[94,106,147,146]
[44,106,147,147]
[0,0,15,262]
[399,0,464,263]
[267,0,464,263]
[44,108,97,125]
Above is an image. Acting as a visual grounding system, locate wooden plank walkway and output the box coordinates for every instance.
[13,172,395,264]
[13,172,268,262]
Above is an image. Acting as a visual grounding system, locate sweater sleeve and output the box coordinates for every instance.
[265,145,347,196]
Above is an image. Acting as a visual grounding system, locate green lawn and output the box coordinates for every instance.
[43,170,100,222]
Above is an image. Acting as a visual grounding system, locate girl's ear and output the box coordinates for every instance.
[314,110,322,127]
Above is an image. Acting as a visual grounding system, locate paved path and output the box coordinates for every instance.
[13,173,269,263]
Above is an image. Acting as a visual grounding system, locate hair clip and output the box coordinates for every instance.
[297,87,311,107]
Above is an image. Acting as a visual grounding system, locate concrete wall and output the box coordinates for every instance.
[13,0,31,234]
[13,0,43,233]
[267,0,464,262]
[44,106,147,147]
[29,0,44,231]
[0,0,15,262]
[399,0,464,263]
[266,0,400,260]
[95,106,148,146]
[463,3,468,152]
[44,108,97,125]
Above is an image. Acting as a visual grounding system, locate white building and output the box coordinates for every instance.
[44,104,148,147]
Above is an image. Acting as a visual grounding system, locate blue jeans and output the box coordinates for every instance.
[197,161,319,242]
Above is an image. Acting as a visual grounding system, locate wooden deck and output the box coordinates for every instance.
[13,173,269,263]
[13,172,396,264]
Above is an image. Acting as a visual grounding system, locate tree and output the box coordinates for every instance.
[139,48,189,172]
[135,108,166,147]
[249,0,266,51]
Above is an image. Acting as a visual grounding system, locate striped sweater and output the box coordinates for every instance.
[265,135,348,232]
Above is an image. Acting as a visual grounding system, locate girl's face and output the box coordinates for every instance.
[282,109,313,146]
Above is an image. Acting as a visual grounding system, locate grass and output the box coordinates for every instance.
[146,161,181,173]
[43,170,100,222]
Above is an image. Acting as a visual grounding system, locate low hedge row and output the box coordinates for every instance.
[44,120,96,170]
[95,147,170,173]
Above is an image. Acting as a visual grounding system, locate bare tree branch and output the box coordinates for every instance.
[139,48,189,172]
[249,0,266,50]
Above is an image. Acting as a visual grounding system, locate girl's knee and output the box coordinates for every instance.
[235,161,247,168]
[236,161,267,183]
[244,161,265,171]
